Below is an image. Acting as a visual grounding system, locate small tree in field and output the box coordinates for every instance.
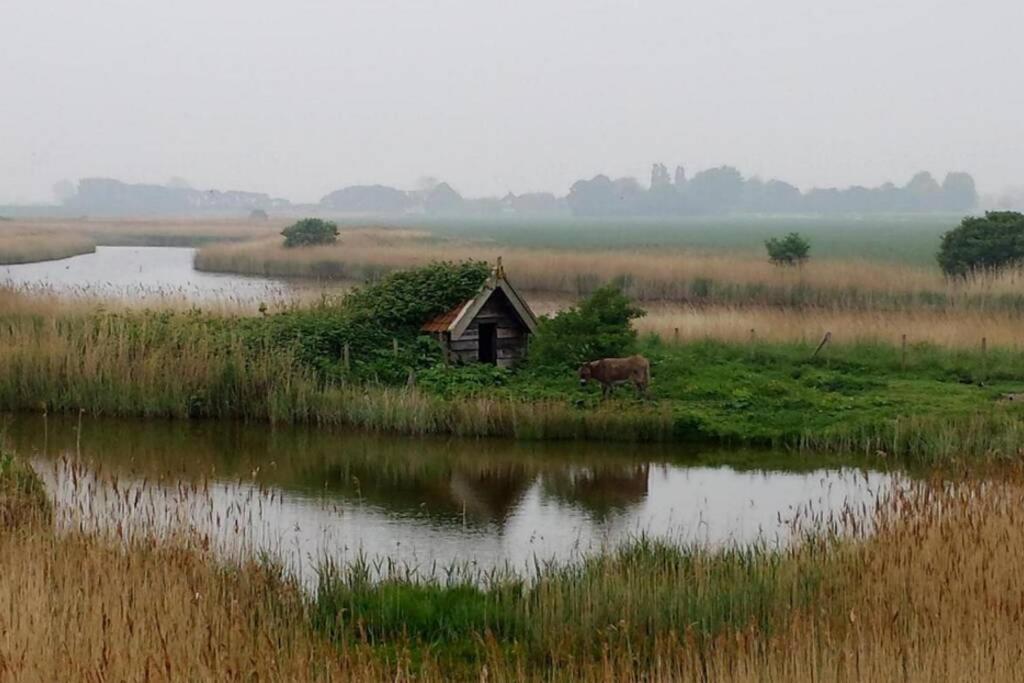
[765,232,810,267]
[281,218,339,248]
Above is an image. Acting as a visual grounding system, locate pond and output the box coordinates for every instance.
[3,414,899,580]
[0,246,297,303]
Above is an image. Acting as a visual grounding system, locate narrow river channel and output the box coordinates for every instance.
[0,245,296,302]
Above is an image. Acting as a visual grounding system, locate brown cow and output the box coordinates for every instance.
[578,355,650,398]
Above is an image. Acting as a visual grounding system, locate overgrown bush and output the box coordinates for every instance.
[938,211,1024,277]
[765,232,810,267]
[281,218,339,248]
[251,260,491,382]
[529,285,645,368]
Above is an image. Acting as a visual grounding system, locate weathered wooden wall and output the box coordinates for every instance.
[445,290,530,368]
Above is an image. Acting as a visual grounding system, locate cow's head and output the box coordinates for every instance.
[578,362,594,387]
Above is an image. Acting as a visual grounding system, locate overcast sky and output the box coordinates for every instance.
[2,0,1022,204]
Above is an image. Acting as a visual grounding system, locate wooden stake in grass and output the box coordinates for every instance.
[343,343,350,371]
[982,336,988,382]
[812,331,832,359]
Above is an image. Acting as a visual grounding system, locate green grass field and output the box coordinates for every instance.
[335,214,963,265]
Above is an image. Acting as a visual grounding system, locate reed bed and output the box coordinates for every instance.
[0,230,96,265]
[6,447,1024,680]
[2,217,284,248]
[0,450,362,681]
[196,234,1024,312]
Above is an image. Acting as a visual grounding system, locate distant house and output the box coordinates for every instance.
[421,259,538,368]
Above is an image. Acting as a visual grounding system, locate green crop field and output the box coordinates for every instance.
[335,213,964,265]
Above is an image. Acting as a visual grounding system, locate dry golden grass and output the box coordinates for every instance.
[2,217,285,243]
[0,531,355,681]
[636,304,1024,349]
[5,275,1024,353]
[196,232,1024,307]
[0,230,95,265]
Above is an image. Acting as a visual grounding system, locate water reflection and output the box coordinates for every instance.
[3,414,899,577]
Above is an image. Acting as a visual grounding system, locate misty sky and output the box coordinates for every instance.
[2,0,1022,204]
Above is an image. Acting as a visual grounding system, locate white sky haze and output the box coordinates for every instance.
[1,0,1022,203]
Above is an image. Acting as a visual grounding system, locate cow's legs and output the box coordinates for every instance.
[632,378,647,399]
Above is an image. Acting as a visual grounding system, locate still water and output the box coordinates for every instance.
[4,414,898,579]
[0,246,294,302]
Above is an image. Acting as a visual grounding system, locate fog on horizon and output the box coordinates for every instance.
[2,0,1022,205]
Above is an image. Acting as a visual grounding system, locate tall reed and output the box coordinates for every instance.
[7,446,1024,679]
[196,233,1024,312]
[0,231,96,265]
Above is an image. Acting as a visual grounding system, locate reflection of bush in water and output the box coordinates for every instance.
[541,465,650,518]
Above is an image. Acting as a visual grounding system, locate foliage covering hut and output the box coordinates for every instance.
[421,259,538,368]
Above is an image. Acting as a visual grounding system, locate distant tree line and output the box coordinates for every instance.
[48,165,978,217]
[60,178,288,214]
[566,165,978,217]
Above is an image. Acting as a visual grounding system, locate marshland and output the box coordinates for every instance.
[7,0,1024,676]
[5,211,1024,681]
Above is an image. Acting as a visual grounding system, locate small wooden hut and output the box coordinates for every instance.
[421,259,538,368]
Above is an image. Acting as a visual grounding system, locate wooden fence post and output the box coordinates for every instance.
[811,331,832,359]
[673,327,680,344]
[982,336,988,381]
[343,343,350,371]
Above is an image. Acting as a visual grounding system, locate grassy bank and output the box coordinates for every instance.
[313,537,831,676]
[2,288,1023,463]
[7,448,1024,680]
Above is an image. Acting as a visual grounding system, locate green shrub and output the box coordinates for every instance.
[529,285,645,368]
[416,364,511,398]
[765,232,810,266]
[250,260,491,381]
[281,218,339,248]
[937,211,1024,277]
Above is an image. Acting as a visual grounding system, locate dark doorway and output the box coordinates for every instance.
[478,323,497,364]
